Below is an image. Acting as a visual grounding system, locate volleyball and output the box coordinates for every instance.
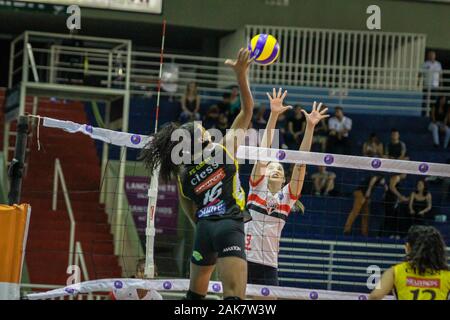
[248,34,280,65]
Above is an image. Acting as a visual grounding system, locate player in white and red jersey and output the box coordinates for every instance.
[245,89,329,286]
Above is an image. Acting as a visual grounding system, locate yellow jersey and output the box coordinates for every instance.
[393,262,450,300]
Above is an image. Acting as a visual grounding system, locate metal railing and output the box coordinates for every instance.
[8,31,450,116]
[279,238,450,291]
[52,158,76,268]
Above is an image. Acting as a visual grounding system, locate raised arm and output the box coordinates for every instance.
[290,102,329,197]
[250,88,292,183]
[221,49,254,156]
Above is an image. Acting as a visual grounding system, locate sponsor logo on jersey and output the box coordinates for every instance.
[197,201,226,218]
[189,162,220,186]
[194,168,226,195]
[406,277,440,288]
[222,246,242,253]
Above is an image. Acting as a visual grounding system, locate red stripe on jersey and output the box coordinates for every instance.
[248,193,267,206]
[249,175,265,187]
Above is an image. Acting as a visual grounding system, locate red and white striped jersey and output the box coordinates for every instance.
[244,175,299,268]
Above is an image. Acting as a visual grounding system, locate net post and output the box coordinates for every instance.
[144,166,160,279]
[8,115,29,205]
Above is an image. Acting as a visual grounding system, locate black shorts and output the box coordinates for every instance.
[191,218,246,266]
[247,261,279,286]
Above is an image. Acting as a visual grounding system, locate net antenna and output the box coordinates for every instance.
[144,19,167,279]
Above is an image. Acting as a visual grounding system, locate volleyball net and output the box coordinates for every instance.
[17,113,450,300]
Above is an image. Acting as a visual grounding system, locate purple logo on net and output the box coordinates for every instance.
[261,287,270,296]
[324,155,334,165]
[419,163,429,173]
[65,288,76,295]
[163,281,172,290]
[130,134,141,145]
[371,159,382,169]
[358,295,368,300]
[85,125,93,133]
[114,280,123,289]
[309,291,319,300]
[212,283,221,292]
[276,150,286,161]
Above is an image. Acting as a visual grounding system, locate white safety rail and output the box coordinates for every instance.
[278,238,450,291]
[245,25,427,91]
[8,31,450,116]
[52,158,76,268]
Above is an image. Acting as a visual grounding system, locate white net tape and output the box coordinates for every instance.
[25,278,394,300]
[237,146,450,178]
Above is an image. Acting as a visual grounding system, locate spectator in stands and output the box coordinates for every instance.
[420,51,442,116]
[216,113,229,136]
[428,95,450,149]
[311,166,336,196]
[180,82,201,123]
[252,105,268,130]
[327,106,352,154]
[229,85,241,119]
[385,129,408,160]
[382,173,409,239]
[276,111,289,149]
[203,105,220,129]
[285,105,306,149]
[344,175,386,237]
[363,133,384,157]
[408,180,433,227]
[312,118,328,153]
[217,92,232,116]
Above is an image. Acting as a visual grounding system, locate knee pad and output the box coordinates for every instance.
[184,290,206,300]
[223,296,242,300]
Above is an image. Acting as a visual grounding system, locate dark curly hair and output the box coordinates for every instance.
[139,121,202,182]
[405,225,448,275]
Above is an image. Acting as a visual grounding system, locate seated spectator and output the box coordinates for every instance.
[217,92,232,116]
[327,106,352,154]
[203,105,220,129]
[363,133,384,157]
[217,113,229,136]
[344,175,386,237]
[252,105,268,130]
[229,85,241,119]
[408,180,433,226]
[312,118,328,153]
[285,105,306,149]
[428,95,450,149]
[179,82,201,123]
[311,166,336,196]
[385,129,408,160]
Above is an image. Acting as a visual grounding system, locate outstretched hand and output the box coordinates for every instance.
[225,48,253,76]
[266,88,292,115]
[302,101,329,127]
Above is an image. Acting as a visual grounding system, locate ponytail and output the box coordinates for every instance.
[140,122,181,183]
